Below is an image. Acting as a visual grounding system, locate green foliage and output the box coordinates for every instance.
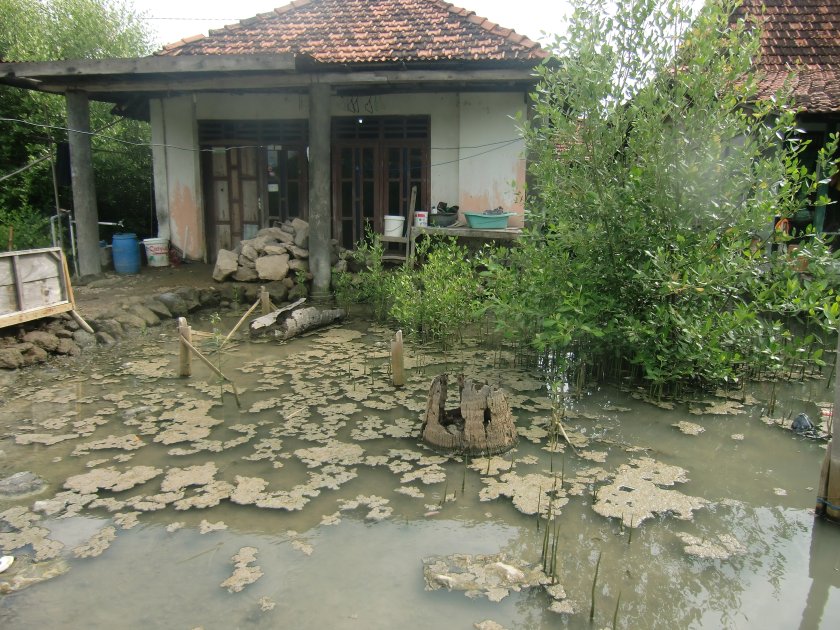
[0,204,51,250]
[333,229,391,320]
[0,0,154,251]
[388,238,484,346]
[488,0,840,392]
[333,232,485,346]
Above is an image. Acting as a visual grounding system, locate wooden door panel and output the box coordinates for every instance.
[214,181,229,221]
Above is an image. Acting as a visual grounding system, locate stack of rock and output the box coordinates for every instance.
[0,287,224,370]
[212,219,344,297]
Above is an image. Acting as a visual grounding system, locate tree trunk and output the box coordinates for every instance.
[249,298,344,340]
[421,374,517,455]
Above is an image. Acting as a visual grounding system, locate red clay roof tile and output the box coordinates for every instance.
[734,0,840,111]
[157,0,546,64]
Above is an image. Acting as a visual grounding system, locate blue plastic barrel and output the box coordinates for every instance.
[111,233,140,274]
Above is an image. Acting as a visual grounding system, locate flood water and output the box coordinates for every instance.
[0,313,838,629]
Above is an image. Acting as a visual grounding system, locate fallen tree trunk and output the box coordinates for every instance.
[249,298,345,340]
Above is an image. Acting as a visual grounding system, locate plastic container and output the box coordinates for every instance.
[463,212,516,229]
[414,211,428,227]
[143,237,170,267]
[383,215,405,237]
[430,213,458,228]
[111,233,141,274]
[99,240,112,269]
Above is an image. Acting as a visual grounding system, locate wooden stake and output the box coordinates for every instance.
[178,317,192,377]
[69,309,94,334]
[391,329,405,387]
[220,298,261,349]
[259,286,271,315]
[822,327,840,521]
[179,333,241,407]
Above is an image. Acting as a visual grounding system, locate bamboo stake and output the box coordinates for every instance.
[179,334,241,407]
[259,286,271,315]
[69,309,94,334]
[391,329,405,387]
[178,317,192,377]
[220,298,261,349]
[820,326,840,521]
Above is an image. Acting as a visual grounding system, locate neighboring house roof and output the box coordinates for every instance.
[734,0,840,113]
[157,0,546,65]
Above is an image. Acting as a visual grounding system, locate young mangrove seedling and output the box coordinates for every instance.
[590,551,602,623]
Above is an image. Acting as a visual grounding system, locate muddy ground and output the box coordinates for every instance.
[73,263,218,320]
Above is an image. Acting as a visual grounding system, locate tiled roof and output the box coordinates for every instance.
[733,0,840,112]
[157,0,546,64]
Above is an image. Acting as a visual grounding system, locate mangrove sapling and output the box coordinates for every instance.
[550,517,561,583]
[612,591,622,630]
[590,551,602,623]
[461,454,468,494]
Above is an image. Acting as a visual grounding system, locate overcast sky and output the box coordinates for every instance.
[130,0,573,48]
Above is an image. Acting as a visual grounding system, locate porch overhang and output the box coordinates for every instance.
[0,54,540,118]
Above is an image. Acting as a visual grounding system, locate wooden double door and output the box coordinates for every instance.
[205,145,307,258]
[331,116,430,249]
[202,116,430,256]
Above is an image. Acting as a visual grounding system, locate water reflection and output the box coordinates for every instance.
[0,316,839,628]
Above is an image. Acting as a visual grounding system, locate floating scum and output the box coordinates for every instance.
[0,316,758,619]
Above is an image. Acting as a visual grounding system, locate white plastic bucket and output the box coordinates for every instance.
[143,237,169,267]
[414,211,428,227]
[383,215,405,237]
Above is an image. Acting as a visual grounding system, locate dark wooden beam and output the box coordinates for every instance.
[0,54,295,79]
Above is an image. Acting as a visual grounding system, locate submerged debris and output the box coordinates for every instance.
[199,519,228,534]
[64,466,162,494]
[480,473,567,516]
[220,547,263,593]
[673,421,705,436]
[676,532,746,560]
[0,507,65,561]
[73,525,117,558]
[690,399,744,416]
[593,457,708,527]
[423,553,557,604]
[0,557,69,594]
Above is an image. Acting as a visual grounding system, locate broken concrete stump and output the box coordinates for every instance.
[421,374,517,455]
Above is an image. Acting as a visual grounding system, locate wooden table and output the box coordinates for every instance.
[408,225,522,258]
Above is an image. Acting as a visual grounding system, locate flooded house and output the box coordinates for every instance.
[0,0,546,287]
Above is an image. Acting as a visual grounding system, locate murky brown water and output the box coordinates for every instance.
[0,313,838,629]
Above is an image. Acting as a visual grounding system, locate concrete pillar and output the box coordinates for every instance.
[66,90,101,276]
[308,82,332,299]
[149,99,171,241]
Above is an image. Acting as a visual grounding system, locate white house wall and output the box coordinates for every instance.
[152,90,527,257]
[151,95,204,261]
[458,93,527,227]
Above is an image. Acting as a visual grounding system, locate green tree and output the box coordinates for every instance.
[488,0,839,394]
[0,0,154,250]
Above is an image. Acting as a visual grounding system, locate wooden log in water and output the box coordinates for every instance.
[249,298,344,340]
[276,306,345,340]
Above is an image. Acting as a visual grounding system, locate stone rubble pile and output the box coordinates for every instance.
[0,286,238,370]
[212,219,346,298]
